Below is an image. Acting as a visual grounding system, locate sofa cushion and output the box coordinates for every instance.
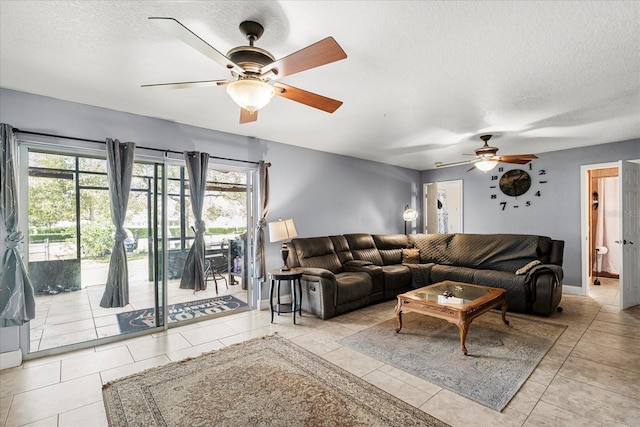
[409,234,456,264]
[344,233,384,265]
[472,269,528,313]
[410,233,544,273]
[291,237,343,274]
[335,272,373,305]
[372,234,409,265]
[402,248,420,264]
[431,264,476,283]
[330,235,355,265]
[380,265,412,292]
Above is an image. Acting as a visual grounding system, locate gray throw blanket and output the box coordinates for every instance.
[404,263,433,288]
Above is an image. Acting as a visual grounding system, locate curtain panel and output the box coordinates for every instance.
[180,151,209,291]
[252,161,271,283]
[100,139,136,308]
[0,123,36,327]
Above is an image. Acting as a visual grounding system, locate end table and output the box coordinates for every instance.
[268,268,303,324]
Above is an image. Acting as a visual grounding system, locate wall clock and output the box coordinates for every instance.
[489,162,547,210]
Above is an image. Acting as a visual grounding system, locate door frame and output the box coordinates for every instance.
[581,162,618,297]
[580,159,640,306]
[423,180,464,234]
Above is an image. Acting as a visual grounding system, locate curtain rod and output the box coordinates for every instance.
[13,129,261,165]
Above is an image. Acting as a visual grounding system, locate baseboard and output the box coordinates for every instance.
[0,350,22,370]
[563,284,585,296]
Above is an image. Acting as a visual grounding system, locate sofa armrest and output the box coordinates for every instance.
[525,264,564,283]
[525,264,563,315]
[300,271,338,320]
[301,267,336,280]
[344,260,373,268]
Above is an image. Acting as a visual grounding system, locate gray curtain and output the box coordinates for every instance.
[252,161,271,282]
[180,151,209,291]
[100,139,136,308]
[0,124,35,327]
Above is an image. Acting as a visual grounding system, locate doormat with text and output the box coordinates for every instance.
[116,295,248,333]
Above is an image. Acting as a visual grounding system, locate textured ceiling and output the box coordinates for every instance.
[1,1,639,170]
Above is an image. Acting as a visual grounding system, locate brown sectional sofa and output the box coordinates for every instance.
[286,232,564,320]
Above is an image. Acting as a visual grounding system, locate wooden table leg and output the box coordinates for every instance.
[269,278,275,323]
[458,319,469,355]
[395,300,403,333]
[501,298,510,325]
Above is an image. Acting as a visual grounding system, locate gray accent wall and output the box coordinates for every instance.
[421,139,640,288]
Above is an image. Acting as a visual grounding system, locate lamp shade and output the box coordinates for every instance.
[402,205,419,222]
[268,218,298,242]
[475,160,498,173]
[226,79,275,113]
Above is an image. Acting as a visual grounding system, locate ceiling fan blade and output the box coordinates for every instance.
[239,108,258,124]
[500,154,538,161]
[148,17,245,76]
[498,158,534,165]
[467,164,478,172]
[435,158,478,168]
[141,79,229,90]
[261,37,347,80]
[273,82,343,113]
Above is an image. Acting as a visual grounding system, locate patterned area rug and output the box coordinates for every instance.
[116,295,247,333]
[102,335,449,426]
[339,311,566,411]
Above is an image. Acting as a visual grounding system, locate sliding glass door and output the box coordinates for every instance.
[22,142,253,354]
[24,148,167,352]
[163,163,250,325]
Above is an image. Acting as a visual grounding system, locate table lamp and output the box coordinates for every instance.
[268,218,298,271]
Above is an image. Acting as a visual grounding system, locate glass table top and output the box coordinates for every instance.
[404,282,493,305]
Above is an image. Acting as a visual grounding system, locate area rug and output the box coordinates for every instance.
[339,311,566,411]
[102,335,449,427]
[116,295,247,333]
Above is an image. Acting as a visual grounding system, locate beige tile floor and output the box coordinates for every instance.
[2,278,639,427]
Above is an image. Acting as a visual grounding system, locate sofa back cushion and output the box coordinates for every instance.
[372,234,409,265]
[330,235,355,265]
[409,233,554,273]
[344,233,384,266]
[290,237,343,274]
[409,234,455,264]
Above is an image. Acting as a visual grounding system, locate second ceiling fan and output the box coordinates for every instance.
[143,17,347,123]
[435,134,538,172]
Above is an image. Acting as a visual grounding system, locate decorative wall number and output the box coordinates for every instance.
[489,163,547,210]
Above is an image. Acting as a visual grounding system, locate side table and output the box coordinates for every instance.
[268,268,303,324]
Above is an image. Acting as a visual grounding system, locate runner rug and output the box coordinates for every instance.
[102,335,449,426]
[339,311,567,412]
[116,295,247,333]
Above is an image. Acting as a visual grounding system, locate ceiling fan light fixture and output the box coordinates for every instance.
[226,79,275,113]
[475,160,499,173]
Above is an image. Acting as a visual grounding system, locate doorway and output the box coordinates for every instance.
[581,160,640,309]
[423,180,463,234]
[586,165,620,305]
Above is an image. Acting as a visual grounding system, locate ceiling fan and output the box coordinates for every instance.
[435,134,538,172]
[142,17,347,123]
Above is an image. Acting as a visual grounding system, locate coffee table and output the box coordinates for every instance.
[395,281,509,355]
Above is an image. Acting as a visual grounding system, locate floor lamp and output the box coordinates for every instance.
[403,205,418,235]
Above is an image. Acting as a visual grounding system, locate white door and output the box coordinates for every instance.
[424,183,438,233]
[619,160,640,309]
